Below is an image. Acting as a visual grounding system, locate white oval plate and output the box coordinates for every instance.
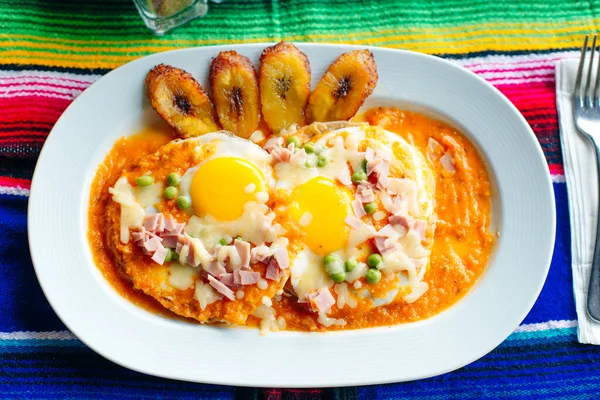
[28,44,555,387]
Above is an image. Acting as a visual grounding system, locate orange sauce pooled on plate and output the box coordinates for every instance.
[88,107,496,330]
[87,125,175,317]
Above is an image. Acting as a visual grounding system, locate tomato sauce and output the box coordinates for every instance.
[88,107,496,330]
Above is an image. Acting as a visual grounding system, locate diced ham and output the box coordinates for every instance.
[336,167,352,186]
[233,270,242,285]
[219,273,234,286]
[265,259,281,281]
[143,236,162,252]
[204,260,227,278]
[132,229,146,243]
[239,270,260,285]
[356,188,375,203]
[144,214,160,232]
[163,217,175,233]
[156,213,165,233]
[345,215,365,229]
[179,234,192,246]
[161,235,179,248]
[151,244,168,265]
[264,136,284,152]
[389,214,410,230]
[410,219,427,240]
[272,247,289,269]
[366,157,382,176]
[234,239,251,270]
[207,275,236,301]
[271,147,292,163]
[374,236,398,255]
[310,287,336,313]
[251,245,272,263]
[376,224,399,240]
[352,199,366,218]
[440,152,456,173]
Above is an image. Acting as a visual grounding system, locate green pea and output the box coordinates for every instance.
[286,136,301,148]
[164,186,178,200]
[364,202,377,214]
[351,170,367,183]
[219,238,228,246]
[171,251,179,262]
[177,196,191,210]
[136,175,154,187]
[330,272,346,283]
[361,159,368,173]
[367,253,383,269]
[324,253,345,283]
[317,154,329,167]
[344,257,358,272]
[366,268,382,284]
[324,253,341,265]
[305,159,316,168]
[164,248,174,262]
[166,172,181,187]
[303,143,315,154]
[235,236,243,241]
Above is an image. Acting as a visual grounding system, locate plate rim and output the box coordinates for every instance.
[27,43,555,387]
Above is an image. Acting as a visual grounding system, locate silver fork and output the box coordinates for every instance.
[574,34,600,322]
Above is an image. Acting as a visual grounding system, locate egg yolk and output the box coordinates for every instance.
[190,157,265,221]
[290,177,351,255]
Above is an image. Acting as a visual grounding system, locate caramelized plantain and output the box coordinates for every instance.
[146,64,219,138]
[210,51,261,138]
[259,42,311,133]
[306,50,378,123]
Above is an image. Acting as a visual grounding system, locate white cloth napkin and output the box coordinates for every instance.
[556,59,600,344]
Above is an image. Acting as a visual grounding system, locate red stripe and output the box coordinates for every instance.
[0,177,31,190]
[549,164,564,175]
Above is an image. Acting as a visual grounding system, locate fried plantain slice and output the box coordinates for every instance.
[306,50,378,123]
[146,64,219,138]
[210,51,261,138]
[259,42,311,133]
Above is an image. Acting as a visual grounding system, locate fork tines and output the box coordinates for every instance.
[575,34,600,106]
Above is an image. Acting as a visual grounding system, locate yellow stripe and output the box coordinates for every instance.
[2,38,584,70]
[2,17,599,48]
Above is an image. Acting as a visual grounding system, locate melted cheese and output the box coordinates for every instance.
[290,250,332,300]
[194,281,221,310]
[167,264,197,290]
[108,177,145,243]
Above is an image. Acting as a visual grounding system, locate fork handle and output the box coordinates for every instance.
[588,143,600,322]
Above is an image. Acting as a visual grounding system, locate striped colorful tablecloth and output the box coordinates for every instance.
[2,0,600,398]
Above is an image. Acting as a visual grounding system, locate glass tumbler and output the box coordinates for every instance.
[133,0,209,35]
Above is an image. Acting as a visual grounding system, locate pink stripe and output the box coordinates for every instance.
[0,82,88,90]
[463,56,566,69]
[0,75,93,86]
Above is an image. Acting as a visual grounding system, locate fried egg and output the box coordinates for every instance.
[106,132,289,326]
[273,124,435,306]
